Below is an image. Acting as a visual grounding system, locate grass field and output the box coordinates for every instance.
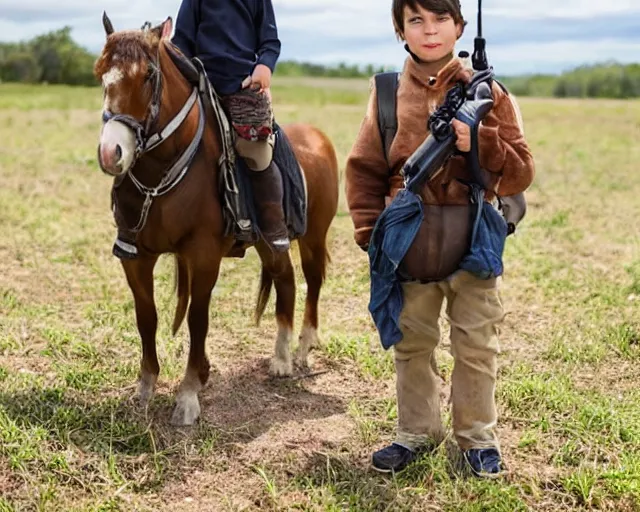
[1,77,640,511]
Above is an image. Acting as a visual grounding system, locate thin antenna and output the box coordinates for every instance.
[472,0,488,70]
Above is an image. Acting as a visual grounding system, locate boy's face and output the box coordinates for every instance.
[401,5,462,63]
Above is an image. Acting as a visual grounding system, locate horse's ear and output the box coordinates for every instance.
[150,17,173,41]
[103,11,115,37]
[161,17,173,39]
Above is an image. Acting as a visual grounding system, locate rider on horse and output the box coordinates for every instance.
[172,0,289,253]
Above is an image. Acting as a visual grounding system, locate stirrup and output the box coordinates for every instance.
[267,237,290,253]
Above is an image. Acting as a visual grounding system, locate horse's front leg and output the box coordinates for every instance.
[170,241,224,426]
[121,255,160,406]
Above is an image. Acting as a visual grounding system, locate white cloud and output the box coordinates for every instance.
[483,0,640,18]
[272,0,640,18]
[0,0,638,75]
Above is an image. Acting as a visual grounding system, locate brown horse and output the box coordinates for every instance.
[93,15,339,425]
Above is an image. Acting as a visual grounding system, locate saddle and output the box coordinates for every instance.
[165,43,308,254]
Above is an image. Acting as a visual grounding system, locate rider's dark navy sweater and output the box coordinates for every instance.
[172,0,281,95]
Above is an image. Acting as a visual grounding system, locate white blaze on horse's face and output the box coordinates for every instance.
[98,119,137,176]
[97,59,147,176]
[100,57,125,113]
[94,13,173,177]
[102,66,123,88]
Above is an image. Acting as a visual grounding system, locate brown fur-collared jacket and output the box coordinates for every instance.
[345,54,535,280]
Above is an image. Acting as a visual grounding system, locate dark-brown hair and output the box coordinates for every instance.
[392,0,466,39]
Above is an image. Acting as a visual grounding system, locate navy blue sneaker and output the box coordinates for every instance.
[372,443,418,473]
[464,448,503,478]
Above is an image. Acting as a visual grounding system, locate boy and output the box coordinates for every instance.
[345,0,535,477]
[172,0,289,252]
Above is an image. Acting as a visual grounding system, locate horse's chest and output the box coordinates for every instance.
[138,193,221,254]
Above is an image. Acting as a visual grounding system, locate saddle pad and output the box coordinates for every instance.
[167,53,307,246]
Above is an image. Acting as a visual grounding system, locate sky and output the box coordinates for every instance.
[0,0,639,75]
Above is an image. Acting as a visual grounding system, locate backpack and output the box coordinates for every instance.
[373,72,526,232]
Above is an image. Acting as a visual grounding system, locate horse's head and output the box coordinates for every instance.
[94,12,173,176]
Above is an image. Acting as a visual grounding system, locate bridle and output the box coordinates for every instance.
[100,43,206,235]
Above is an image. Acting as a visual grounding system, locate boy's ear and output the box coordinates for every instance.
[456,22,464,39]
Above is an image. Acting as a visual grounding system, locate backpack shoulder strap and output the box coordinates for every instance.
[374,71,400,167]
[490,79,528,233]
[493,78,509,96]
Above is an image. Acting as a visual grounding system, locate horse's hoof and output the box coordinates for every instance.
[300,325,320,349]
[269,356,293,377]
[170,393,200,426]
[137,381,155,407]
[293,349,311,369]
[136,373,157,408]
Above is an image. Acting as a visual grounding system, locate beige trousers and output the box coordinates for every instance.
[235,134,275,171]
[394,270,505,452]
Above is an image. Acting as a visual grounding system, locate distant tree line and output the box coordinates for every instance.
[275,60,391,78]
[0,27,387,86]
[0,27,96,85]
[1,28,640,99]
[499,62,640,99]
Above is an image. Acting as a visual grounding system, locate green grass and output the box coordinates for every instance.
[1,82,640,510]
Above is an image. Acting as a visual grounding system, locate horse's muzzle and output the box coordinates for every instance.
[98,118,138,177]
[97,143,125,176]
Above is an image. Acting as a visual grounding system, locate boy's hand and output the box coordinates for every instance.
[451,119,471,153]
[242,64,272,92]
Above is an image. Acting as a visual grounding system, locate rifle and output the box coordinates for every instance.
[398,0,526,233]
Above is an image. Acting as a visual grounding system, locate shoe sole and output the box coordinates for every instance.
[371,461,414,474]
[463,452,504,479]
[470,469,503,479]
[371,464,393,474]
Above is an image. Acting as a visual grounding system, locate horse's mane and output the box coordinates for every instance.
[93,26,162,79]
